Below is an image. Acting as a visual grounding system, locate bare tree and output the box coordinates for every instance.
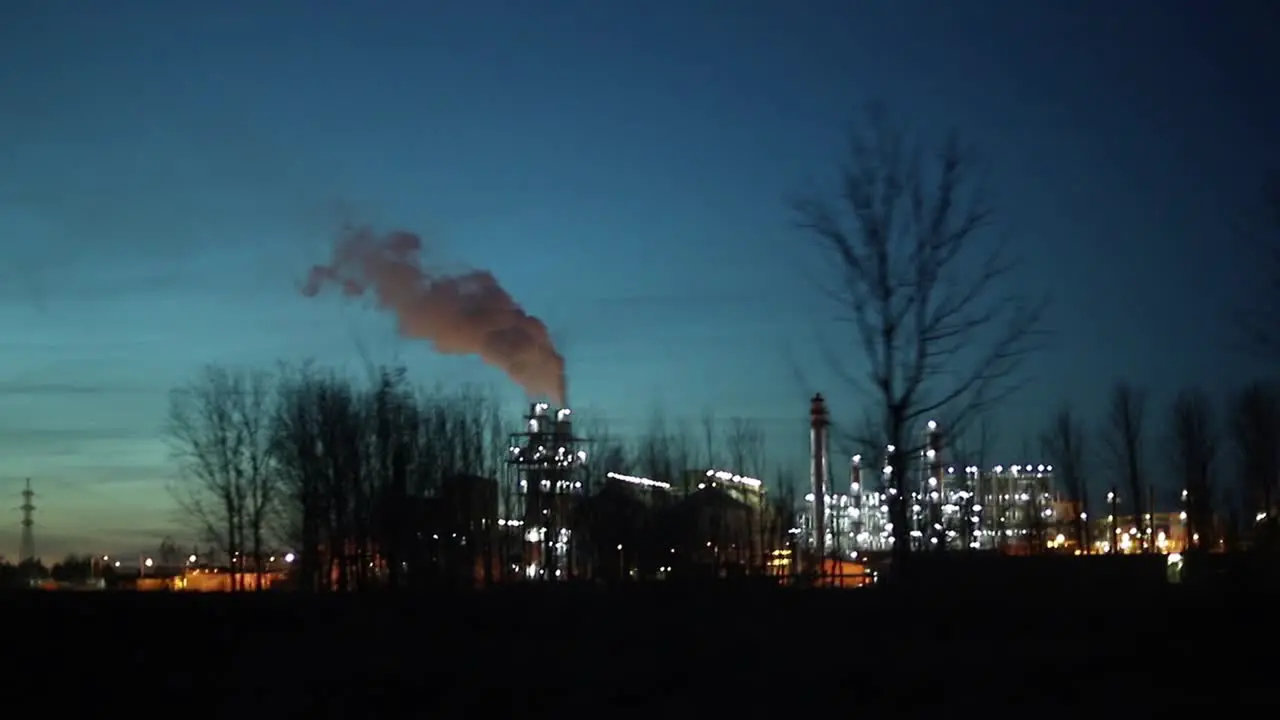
[157,537,182,567]
[637,410,678,491]
[271,365,507,591]
[1168,388,1217,553]
[668,419,696,482]
[792,108,1045,564]
[1228,381,1280,545]
[700,408,717,469]
[1041,406,1088,552]
[168,366,276,590]
[722,418,766,476]
[289,369,366,591]
[1102,382,1148,551]
[583,418,629,477]
[721,417,769,568]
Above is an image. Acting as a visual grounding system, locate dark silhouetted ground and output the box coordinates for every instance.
[14,582,1268,716]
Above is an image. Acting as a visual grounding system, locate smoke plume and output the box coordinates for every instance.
[302,225,566,405]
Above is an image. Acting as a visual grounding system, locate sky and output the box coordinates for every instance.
[0,0,1276,560]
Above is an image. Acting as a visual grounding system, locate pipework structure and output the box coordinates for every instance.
[918,420,946,548]
[503,402,589,580]
[975,463,1058,552]
[797,404,1063,555]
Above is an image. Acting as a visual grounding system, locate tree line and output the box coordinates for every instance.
[166,363,801,590]
[1040,380,1279,556]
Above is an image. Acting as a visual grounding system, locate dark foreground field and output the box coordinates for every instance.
[14,581,1272,716]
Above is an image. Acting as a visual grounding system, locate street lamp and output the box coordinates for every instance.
[284,552,295,563]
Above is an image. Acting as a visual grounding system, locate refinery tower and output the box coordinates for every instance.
[503,402,590,580]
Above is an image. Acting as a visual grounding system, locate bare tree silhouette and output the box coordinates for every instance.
[669,418,696,481]
[167,366,276,590]
[1167,388,1218,554]
[791,107,1046,564]
[1041,406,1088,552]
[722,417,768,569]
[1102,382,1148,551]
[585,418,630,477]
[269,364,504,591]
[723,418,766,477]
[1228,381,1280,547]
[637,410,681,492]
[700,408,718,469]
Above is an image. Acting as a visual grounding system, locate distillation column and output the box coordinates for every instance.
[925,420,943,547]
[850,454,863,549]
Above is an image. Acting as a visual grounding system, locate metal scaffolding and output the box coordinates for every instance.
[502,402,589,580]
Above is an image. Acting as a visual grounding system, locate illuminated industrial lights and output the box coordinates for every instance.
[704,468,763,488]
[606,471,671,490]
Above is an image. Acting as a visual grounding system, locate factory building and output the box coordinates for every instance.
[600,467,783,575]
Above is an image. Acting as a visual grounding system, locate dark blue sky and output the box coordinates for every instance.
[1,0,1276,558]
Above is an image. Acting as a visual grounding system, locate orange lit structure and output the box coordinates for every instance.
[813,557,873,588]
[134,569,287,591]
[1089,511,1192,555]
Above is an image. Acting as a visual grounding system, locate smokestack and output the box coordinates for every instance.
[810,394,830,573]
[303,225,566,404]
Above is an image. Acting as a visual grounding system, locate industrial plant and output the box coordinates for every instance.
[497,401,780,581]
[797,394,1064,557]
[483,393,1191,586]
[502,402,589,579]
[794,394,1195,566]
[8,394,1193,592]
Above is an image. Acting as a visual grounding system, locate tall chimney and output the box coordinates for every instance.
[809,394,830,574]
